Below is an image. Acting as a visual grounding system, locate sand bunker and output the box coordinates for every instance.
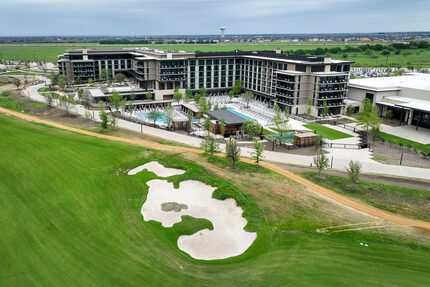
[128,161,186,177]
[130,162,256,260]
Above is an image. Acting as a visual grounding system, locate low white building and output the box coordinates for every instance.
[347,73,430,129]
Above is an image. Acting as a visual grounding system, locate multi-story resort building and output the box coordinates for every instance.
[58,48,353,116]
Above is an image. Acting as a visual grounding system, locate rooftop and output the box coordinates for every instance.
[349,73,430,92]
[206,110,248,125]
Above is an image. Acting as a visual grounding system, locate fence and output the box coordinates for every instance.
[322,142,367,150]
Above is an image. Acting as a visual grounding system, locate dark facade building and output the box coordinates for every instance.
[58,48,353,116]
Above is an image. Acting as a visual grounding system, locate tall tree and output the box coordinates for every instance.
[146,91,154,101]
[147,110,162,127]
[322,101,329,118]
[306,98,313,115]
[164,105,174,130]
[201,136,220,156]
[232,80,243,95]
[114,73,126,84]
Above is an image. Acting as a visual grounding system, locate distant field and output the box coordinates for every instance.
[1,42,429,67]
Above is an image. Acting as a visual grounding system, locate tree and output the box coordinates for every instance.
[164,105,174,129]
[114,73,126,84]
[252,137,264,166]
[322,101,329,118]
[13,79,21,89]
[60,94,74,113]
[100,69,110,82]
[306,98,313,115]
[346,160,362,184]
[226,137,241,164]
[186,111,193,134]
[194,92,202,104]
[58,76,67,91]
[109,92,125,112]
[201,136,220,156]
[346,105,355,116]
[272,106,290,143]
[147,110,162,127]
[184,89,192,102]
[200,88,207,98]
[232,80,243,95]
[173,89,182,105]
[75,77,82,85]
[76,88,84,100]
[241,91,254,108]
[357,98,382,135]
[44,93,53,107]
[203,117,212,133]
[228,90,235,100]
[198,97,209,113]
[99,108,109,129]
[146,91,154,101]
[241,120,261,138]
[87,78,94,85]
[313,148,329,176]
[219,118,226,137]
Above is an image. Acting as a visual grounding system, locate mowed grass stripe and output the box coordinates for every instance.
[304,123,352,140]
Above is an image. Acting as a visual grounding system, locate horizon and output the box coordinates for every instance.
[1,0,429,36]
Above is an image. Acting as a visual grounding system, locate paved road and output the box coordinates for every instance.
[2,106,430,233]
[22,78,430,182]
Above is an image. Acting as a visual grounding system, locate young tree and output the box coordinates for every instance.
[201,136,220,156]
[147,110,162,127]
[203,117,212,133]
[99,108,109,129]
[357,98,382,141]
[232,80,243,95]
[306,98,313,115]
[114,73,126,84]
[228,90,235,100]
[199,97,209,113]
[241,120,261,138]
[173,89,182,105]
[146,91,154,101]
[109,92,125,112]
[313,148,329,176]
[87,78,94,85]
[58,76,67,91]
[345,160,362,184]
[219,118,226,137]
[75,77,82,85]
[225,137,241,164]
[76,88,84,100]
[194,92,202,104]
[13,79,21,89]
[44,93,53,107]
[346,105,355,116]
[322,101,329,118]
[252,137,264,166]
[60,94,74,113]
[272,106,290,143]
[186,111,193,134]
[200,88,207,98]
[100,69,109,82]
[241,91,254,108]
[184,89,192,102]
[164,105,174,130]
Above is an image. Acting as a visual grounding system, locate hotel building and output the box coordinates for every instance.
[58,48,353,116]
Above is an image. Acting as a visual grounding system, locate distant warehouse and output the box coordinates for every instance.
[58,48,353,117]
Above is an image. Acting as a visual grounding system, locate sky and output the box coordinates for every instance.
[0,0,429,36]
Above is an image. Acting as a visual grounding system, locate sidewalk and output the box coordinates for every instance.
[23,78,430,182]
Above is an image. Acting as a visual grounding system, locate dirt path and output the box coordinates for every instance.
[1,106,430,233]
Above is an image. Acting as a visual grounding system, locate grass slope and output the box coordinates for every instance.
[378,132,430,155]
[0,114,430,286]
[304,123,352,140]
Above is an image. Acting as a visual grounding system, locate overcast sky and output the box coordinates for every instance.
[0,0,429,36]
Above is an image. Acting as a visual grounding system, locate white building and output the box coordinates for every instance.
[347,73,430,129]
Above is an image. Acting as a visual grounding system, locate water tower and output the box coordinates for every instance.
[220,27,226,40]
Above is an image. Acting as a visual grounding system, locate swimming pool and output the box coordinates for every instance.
[136,111,167,124]
[226,107,255,122]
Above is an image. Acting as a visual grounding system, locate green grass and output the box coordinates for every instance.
[29,100,48,108]
[1,114,430,286]
[378,132,430,155]
[304,123,352,140]
[0,70,51,77]
[302,172,430,222]
[0,92,25,112]
[1,43,429,67]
